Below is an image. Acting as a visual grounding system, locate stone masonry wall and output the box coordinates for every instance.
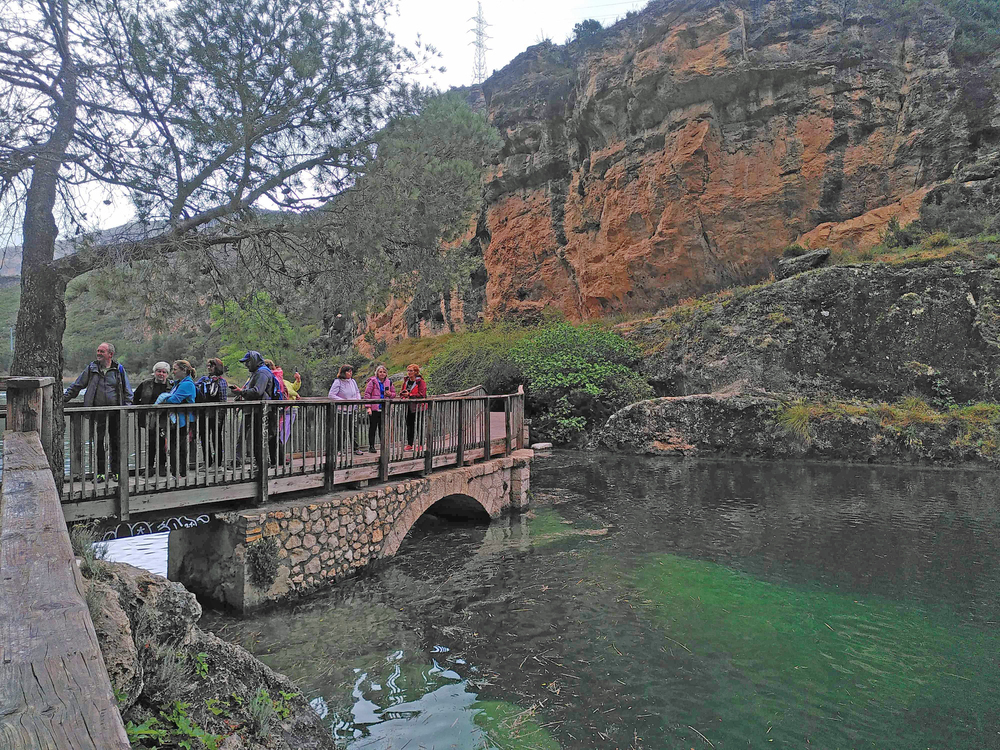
[168,451,532,611]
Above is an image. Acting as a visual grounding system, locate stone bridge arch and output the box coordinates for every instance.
[381,464,519,557]
[169,450,532,611]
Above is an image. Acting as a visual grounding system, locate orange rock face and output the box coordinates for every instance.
[477,0,992,321]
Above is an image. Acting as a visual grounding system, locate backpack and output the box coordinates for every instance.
[195,376,222,403]
[269,374,286,401]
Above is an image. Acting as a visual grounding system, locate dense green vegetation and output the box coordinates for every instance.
[424,321,652,443]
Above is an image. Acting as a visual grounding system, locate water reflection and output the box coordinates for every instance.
[132,453,1000,748]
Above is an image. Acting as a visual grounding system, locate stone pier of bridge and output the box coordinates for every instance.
[168,449,533,611]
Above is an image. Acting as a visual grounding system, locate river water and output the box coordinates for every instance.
[112,451,1000,748]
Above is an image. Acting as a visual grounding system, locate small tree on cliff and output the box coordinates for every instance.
[0,0,431,480]
[572,19,602,43]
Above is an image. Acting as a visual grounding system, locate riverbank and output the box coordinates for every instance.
[80,555,335,749]
[597,391,1000,467]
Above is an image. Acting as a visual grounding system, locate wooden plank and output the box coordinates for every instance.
[122,481,257,516]
[60,498,119,524]
[431,452,459,469]
[333,465,379,484]
[269,474,324,495]
[387,458,425,477]
[0,431,130,749]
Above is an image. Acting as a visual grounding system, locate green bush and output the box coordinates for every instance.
[425,322,652,444]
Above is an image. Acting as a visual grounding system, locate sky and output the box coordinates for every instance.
[388,0,647,91]
[0,0,649,254]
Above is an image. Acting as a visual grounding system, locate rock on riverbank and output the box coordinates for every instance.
[84,562,334,749]
[596,391,1000,467]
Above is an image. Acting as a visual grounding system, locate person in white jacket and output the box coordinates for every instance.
[328,365,363,455]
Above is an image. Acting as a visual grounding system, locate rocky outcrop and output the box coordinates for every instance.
[776,248,830,279]
[473,0,1000,322]
[85,562,334,749]
[619,257,1000,403]
[596,390,1000,466]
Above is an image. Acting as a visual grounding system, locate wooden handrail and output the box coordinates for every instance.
[57,388,525,523]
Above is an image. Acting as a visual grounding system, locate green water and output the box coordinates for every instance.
[205,452,1000,748]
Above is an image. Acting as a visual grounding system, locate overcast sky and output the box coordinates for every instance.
[0,0,648,250]
[389,0,646,90]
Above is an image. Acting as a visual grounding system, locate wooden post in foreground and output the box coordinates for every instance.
[5,376,56,464]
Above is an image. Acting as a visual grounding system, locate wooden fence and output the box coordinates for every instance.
[60,386,525,524]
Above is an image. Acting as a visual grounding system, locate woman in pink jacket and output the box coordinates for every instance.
[363,364,396,453]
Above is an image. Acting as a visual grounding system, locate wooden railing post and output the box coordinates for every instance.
[482,397,491,462]
[5,376,56,462]
[324,401,336,491]
[257,402,269,505]
[379,401,391,482]
[118,409,130,520]
[423,400,435,476]
[456,399,465,466]
[504,397,512,456]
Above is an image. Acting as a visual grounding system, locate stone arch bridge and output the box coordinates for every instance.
[168,450,532,611]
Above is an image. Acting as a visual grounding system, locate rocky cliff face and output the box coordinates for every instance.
[475,0,1000,322]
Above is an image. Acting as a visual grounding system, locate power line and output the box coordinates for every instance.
[469,1,492,85]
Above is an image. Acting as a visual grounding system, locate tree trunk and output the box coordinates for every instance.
[11,262,68,488]
[11,49,77,490]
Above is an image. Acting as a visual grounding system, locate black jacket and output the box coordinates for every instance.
[133,378,173,428]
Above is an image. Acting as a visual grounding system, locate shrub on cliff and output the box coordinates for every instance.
[425,322,651,444]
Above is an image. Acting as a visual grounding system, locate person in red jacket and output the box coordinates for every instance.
[398,363,427,450]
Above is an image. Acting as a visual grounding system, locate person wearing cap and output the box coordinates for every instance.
[230,351,278,469]
[133,361,173,476]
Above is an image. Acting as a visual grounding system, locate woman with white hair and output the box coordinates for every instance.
[133,361,172,476]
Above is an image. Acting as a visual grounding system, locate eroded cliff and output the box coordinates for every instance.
[475,0,1000,321]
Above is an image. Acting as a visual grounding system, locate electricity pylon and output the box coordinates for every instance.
[469,1,491,85]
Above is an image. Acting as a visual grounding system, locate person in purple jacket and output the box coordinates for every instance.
[363,364,396,453]
[329,364,363,455]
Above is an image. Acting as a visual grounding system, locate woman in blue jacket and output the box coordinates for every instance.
[156,360,197,477]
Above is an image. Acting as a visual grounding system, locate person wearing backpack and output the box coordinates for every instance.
[364,364,396,454]
[133,361,172,476]
[63,342,133,482]
[194,358,229,468]
[230,351,278,470]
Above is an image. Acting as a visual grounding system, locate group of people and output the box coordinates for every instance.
[64,341,428,481]
[327,362,428,453]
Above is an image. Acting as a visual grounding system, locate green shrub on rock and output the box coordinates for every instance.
[425,322,651,444]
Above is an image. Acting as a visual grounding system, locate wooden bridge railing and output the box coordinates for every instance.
[60,386,525,524]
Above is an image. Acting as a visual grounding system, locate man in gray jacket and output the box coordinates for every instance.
[64,342,133,481]
[230,350,276,470]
